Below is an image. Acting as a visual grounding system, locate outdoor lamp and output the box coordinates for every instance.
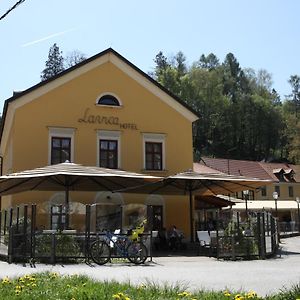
[296,196,300,233]
[272,191,278,218]
[242,190,249,220]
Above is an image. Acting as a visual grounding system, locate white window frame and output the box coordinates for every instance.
[49,192,71,229]
[96,92,123,107]
[142,133,166,171]
[97,130,121,168]
[48,127,75,165]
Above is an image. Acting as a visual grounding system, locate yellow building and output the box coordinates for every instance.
[0,48,198,237]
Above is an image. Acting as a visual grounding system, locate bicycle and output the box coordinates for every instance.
[89,220,148,265]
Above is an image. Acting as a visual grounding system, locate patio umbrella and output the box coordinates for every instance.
[0,162,160,227]
[117,170,273,241]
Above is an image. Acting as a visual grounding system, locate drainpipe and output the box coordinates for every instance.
[0,155,3,211]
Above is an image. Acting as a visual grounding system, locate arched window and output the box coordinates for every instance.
[97,94,120,106]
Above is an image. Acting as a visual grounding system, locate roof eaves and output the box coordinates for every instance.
[0,48,199,145]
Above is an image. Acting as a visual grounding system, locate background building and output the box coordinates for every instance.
[197,157,300,231]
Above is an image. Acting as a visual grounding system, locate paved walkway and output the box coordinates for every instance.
[0,237,300,296]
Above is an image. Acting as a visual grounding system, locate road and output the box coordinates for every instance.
[0,236,299,296]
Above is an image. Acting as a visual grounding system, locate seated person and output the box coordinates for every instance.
[167,225,184,250]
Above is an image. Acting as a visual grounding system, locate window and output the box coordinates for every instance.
[288,186,294,197]
[145,142,162,170]
[143,133,166,171]
[48,127,75,165]
[51,137,71,164]
[97,94,120,106]
[261,186,267,197]
[51,205,66,230]
[275,186,280,197]
[97,130,121,169]
[100,140,118,169]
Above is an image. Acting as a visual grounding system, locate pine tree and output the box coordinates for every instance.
[40,43,64,81]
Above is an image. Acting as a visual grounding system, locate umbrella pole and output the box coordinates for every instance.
[189,189,194,242]
[65,187,69,229]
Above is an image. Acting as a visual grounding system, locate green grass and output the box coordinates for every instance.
[0,272,299,300]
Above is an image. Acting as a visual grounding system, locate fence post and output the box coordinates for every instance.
[85,205,91,260]
[8,227,14,264]
[4,210,7,235]
[257,213,262,258]
[271,216,277,254]
[30,205,37,261]
[261,213,266,259]
[236,212,240,229]
[23,205,28,258]
[0,210,2,244]
[51,233,56,264]
[59,205,63,231]
[231,222,236,260]
[258,213,268,259]
[9,208,13,228]
[216,210,220,259]
[16,206,20,232]
[120,205,123,233]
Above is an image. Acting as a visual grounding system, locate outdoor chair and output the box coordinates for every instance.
[197,231,211,256]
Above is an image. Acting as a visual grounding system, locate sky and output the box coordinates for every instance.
[1,0,300,112]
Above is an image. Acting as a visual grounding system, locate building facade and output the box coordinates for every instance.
[198,157,300,230]
[0,48,198,236]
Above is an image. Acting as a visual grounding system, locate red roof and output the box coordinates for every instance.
[198,157,300,183]
[192,163,224,174]
[259,162,299,182]
[198,157,270,180]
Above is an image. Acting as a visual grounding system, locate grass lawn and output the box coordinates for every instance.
[0,272,299,300]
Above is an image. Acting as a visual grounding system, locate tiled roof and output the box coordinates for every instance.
[199,157,300,183]
[259,162,299,182]
[199,157,271,180]
[192,163,225,174]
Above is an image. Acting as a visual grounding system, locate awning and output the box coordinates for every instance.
[230,200,299,211]
[195,195,236,209]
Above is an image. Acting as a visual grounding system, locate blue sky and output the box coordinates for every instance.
[1,0,299,112]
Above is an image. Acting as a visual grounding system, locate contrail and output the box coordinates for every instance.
[21,28,77,47]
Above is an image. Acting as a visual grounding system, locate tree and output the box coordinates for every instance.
[198,53,220,70]
[153,51,170,79]
[153,51,188,98]
[281,75,300,163]
[64,50,87,68]
[41,43,64,81]
[288,75,300,117]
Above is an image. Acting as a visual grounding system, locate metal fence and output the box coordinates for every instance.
[198,211,278,260]
[0,204,154,264]
[1,205,280,263]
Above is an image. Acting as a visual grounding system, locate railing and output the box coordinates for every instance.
[197,212,278,260]
[9,230,153,264]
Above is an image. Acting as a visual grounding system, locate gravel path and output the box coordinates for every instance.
[0,236,299,296]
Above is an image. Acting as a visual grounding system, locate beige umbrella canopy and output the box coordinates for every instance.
[0,162,160,227]
[119,170,273,196]
[0,162,160,195]
[118,170,274,241]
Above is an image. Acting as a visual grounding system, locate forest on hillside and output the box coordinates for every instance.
[151,51,300,164]
[39,45,300,164]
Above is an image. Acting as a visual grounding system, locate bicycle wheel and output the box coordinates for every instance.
[127,242,148,264]
[90,240,111,265]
